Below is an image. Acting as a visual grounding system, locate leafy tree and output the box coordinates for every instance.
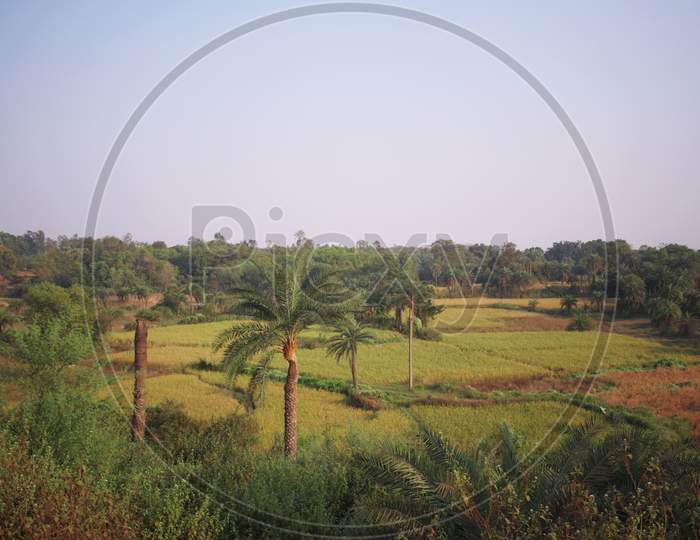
[23,282,73,325]
[325,316,374,395]
[213,247,348,460]
[8,318,92,375]
[160,287,186,312]
[619,273,646,315]
[0,245,17,277]
[527,299,539,312]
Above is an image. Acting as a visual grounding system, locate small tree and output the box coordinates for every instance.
[591,290,605,312]
[560,295,578,314]
[0,308,17,334]
[9,318,91,375]
[567,309,592,331]
[527,299,539,312]
[325,317,374,396]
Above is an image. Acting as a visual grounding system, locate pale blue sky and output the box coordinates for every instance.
[1,1,698,247]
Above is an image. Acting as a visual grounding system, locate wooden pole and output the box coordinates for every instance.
[131,319,147,442]
[408,292,414,390]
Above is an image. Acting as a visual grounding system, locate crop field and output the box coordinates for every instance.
[101,297,700,455]
[444,331,698,373]
[412,400,595,451]
[435,297,565,310]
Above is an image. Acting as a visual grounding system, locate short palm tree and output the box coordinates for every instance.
[214,247,348,461]
[325,317,374,396]
[560,294,578,314]
[358,419,670,539]
[649,297,682,333]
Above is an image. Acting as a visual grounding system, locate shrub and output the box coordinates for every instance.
[0,436,137,540]
[527,299,539,312]
[567,310,592,331]
[415,327,442,341]
[349,392,382,411]
[298,335,327,349]
[179,313,207,325]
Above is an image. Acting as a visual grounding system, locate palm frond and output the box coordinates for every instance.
[214,321,279,381]
[245,351,275,411]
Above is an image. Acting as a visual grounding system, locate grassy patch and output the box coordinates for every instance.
[444,331,699,374]
[412,400,596,451]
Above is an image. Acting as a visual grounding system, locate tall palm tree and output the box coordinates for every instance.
[325,316,374,395]
[214,247,347,461]
[378,249,420,390]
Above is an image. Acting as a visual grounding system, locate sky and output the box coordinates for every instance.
[1,1,699,248]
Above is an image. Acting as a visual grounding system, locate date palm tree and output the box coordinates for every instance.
[379,248,420,390]
[214,247,348,461]
[560,294,578,314]
[326,316,374,396]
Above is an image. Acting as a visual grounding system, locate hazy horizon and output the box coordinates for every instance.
[2,1,699,248]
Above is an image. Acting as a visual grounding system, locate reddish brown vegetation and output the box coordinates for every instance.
[0,440,136,540]
[598,366,700,436]
[469,374,602,394]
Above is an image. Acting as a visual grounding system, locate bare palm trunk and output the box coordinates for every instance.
[283,340,298,461]
[131,319,147,442]
[351,351,359,395]
[408,292,414,390]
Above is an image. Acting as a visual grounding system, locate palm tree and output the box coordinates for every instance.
[379,249,420,390]
[325,317,374,395]
[649,297,682,333]
[560,294,578,314]
[591,289,605,312]
[214,247,347,461]
[358,419,676,539]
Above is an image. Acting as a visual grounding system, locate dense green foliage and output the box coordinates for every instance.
[1,231,699,335]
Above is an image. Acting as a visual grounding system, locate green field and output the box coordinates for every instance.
[101,299,699,452]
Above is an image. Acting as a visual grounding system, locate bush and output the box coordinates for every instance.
[178,313,207,325]
[349,392,382,411]
[298,335,327,349]
[0,436,137,539]
[415,327,442,341]
[567,310,593,331]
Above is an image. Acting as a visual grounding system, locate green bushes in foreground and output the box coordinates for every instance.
[2,379,700,539]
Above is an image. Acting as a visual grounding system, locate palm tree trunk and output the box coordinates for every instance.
[408,292,414,390]
[283,341,298,461]
[351,351,359,395]
[131,319,147,442]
